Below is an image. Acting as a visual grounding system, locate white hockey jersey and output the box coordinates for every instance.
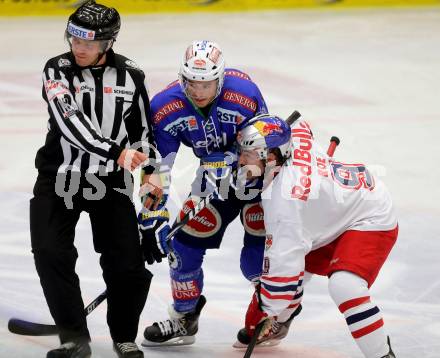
[259,120,397,317]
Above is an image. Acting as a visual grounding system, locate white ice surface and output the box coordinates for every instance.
[1,7,440,358]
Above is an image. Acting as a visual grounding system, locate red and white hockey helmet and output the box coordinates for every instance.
[179,40,225,99]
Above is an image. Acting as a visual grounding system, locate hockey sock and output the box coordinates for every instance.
[328,271,389,358]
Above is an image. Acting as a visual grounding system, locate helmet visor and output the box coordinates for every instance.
[66,32,110,53]
[181,78,219,106]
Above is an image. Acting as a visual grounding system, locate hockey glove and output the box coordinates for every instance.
[194,151,237,201]
[245,288,274,339]
[138,205,170,265]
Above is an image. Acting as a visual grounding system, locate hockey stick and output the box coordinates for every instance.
[327,136,340,157]
[7,192,216,336]
[243,321,265,358]
[8,290,107,336]
[286,110,301,126]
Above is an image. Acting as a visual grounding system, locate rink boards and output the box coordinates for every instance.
[0,0,439,16]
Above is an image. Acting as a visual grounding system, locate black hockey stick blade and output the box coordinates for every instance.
[8,318,59,336]
[285,110,301,126]
[8,290,108,336]
[243,321,265,358]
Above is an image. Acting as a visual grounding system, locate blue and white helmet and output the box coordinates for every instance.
[238,114,292,160]
[179,40,225,99]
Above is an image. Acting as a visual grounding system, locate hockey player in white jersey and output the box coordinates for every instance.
[236,114,398,358]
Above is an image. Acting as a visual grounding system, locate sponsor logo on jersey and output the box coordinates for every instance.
[163,115,194,136]
[171,279,200,300]
[179,197,221,238]
[291,121,313,201]
[102,86,134,96]
[67,23,95,40]
[265,234,273,251]
[225,70,251,81]
[154,100,185,124]
[203,160,227,169]
[76,84,95,93]
[58,58,71,68]
[223,90,257,112]
[188,117,198,131]
[243,202,265,236]
[193,133,223,149]
[217,107,242,124]
[114,88,134,95]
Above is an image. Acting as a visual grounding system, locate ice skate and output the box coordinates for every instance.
[233,304,302,348]
[113,342,144,357]
[142,295,206,347]
[46,341,91,358]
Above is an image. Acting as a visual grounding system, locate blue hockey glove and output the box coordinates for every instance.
[138,205,170,265]
[194,151,237,201]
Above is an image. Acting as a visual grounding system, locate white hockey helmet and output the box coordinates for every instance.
[238,114,292,161]
[179,40,225,99]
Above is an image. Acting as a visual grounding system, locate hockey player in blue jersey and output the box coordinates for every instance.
[138,40,268,346]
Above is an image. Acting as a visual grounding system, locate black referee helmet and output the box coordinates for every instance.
[66,1,121,43]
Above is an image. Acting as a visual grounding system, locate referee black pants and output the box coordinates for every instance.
[30,171,152,344]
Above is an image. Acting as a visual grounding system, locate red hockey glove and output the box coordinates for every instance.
[245,291,269,337]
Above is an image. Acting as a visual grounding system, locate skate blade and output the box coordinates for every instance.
[232,339,281,349]
[142,336,195,347]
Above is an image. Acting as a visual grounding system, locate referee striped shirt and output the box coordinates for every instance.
[36,49,155,175]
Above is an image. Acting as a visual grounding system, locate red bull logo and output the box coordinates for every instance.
[254,121,283,137]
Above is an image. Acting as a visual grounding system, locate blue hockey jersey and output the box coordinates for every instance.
[151,68,268,169]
